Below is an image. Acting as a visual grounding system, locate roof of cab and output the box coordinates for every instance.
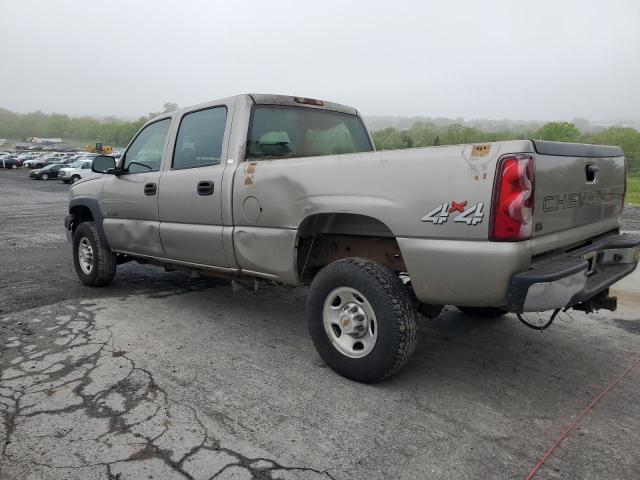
[147,93,358,124]
[248,93,358,115]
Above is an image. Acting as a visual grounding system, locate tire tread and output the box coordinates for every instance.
[308,257,418,382]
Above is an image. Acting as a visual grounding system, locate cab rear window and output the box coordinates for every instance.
[247,106,372,159]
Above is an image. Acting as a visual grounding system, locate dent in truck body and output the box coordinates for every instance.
[103,219,165,258]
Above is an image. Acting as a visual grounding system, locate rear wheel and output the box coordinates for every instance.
[72,222,116,286]
[308,257,418,383]
[457,306,508,318]
[11,164,17,169]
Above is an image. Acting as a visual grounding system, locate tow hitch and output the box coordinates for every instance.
[518,289,618,331]
[572,289,618,314]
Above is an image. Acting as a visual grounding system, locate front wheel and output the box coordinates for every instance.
[72,222,117,286]
[308,258,418,383]
[70,175,80,183]
[11,164,17,169]
[41,173,48,180]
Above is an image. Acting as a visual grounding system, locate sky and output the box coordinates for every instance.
[1,0,639,122]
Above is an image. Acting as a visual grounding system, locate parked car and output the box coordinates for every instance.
[24,152,73,168]
[56,154,96,165]
[59,159,96,183]
[30,163,64,180]
[23,155,51,168]
[17,153,40,162]
[1,155,23,169]
[64,93,640,383]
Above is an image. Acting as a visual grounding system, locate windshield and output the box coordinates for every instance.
[67,160,84,168]
[247,105,373,159]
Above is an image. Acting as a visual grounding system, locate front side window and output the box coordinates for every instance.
[123,118,171,173]
[173,107,227,169]
[247,106,373,159]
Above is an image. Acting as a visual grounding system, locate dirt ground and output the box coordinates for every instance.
[1,168,639,480]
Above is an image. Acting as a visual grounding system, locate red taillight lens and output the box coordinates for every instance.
[490,154,535,241]
[293,96,324,106]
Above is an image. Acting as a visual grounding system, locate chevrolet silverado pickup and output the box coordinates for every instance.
[64,94,640,382]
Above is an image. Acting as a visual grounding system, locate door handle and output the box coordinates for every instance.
[144,183,157,196]
[197,181,214,196]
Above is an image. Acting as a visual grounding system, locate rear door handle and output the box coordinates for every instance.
[144,183,157,196]
[197,181,214,196]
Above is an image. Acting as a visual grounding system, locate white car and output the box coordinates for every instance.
[59,159,99,184]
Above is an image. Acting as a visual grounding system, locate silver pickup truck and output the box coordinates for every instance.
[65,94,640,382]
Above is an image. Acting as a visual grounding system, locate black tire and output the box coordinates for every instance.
[71,175,80,183]
[72,222,117,286]
[11,164,17,169]
[457,306,508,318]
[41,173,48,180]
[308,257,418,383]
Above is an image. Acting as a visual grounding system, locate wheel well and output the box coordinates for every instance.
[70,205,93,231]
[296,213,406,283]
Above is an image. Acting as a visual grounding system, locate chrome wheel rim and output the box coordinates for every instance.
[42,173,48,179]
[322,286,377,358]
[78,237,94,275]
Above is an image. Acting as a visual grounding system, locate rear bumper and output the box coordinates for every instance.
[507,233,640,313]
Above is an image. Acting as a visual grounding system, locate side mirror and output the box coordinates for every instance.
[92,155,117,174]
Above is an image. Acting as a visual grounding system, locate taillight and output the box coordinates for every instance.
[490,154,535,241]
[293,96,324,106]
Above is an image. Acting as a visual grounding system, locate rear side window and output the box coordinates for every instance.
[173,107,227,169]
[124,119,171,173]
[247,106,373,159]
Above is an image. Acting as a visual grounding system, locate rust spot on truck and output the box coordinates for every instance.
[246,162,258,174]
[472,144,490,157]
[244,161,259,185]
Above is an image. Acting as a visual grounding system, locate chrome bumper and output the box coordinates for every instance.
[507,232,640,313]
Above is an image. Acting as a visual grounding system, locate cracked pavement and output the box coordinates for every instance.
[0,298,333,480]
[2,169,640,479]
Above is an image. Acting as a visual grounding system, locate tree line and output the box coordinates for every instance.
[0,105,638,171]
[0,103,178,147]
[372,121,640,171]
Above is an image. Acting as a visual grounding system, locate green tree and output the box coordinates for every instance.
[583,127,640,172]
[534,122,581,142]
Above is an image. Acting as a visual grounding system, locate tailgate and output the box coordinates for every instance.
[532,140,625,239]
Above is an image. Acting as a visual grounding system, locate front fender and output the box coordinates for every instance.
[67,196,111,251]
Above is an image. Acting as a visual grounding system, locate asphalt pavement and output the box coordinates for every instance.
[1,168,639,480]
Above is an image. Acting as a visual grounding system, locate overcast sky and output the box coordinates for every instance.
[1,0,639,122]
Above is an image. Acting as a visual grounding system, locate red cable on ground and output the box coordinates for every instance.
[525,356,640,480]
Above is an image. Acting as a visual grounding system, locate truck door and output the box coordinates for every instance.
[157,105,231,268]
[101,118,171,257]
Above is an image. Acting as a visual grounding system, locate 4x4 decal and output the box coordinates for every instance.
[422,201,485,225]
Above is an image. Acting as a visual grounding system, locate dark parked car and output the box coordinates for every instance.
[28,157,59,169]
[1,156,22,169]
[30,163,64,180]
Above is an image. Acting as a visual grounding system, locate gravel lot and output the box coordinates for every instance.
[1,168,639,480]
